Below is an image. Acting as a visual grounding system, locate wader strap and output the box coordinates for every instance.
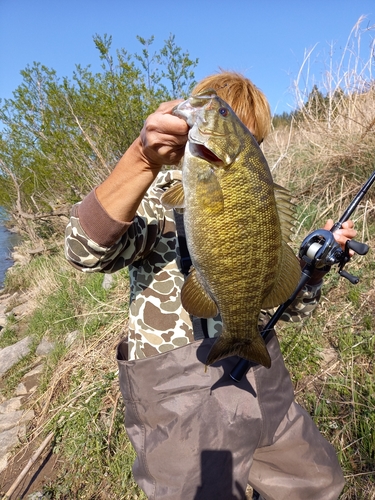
[174,210,209,340]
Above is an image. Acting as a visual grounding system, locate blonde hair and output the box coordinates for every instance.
[193,71,271,143]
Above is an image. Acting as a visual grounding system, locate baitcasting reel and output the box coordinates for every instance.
[299,229,369,284]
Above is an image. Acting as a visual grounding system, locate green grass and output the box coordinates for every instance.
[0,314,18,348]
[43,373,145,499]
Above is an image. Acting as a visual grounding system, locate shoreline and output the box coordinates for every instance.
[0,225,23,290]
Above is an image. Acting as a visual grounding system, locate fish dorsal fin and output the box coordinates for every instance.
[261,241,301,309]
[273,183,296,243]
[161,182,185,209]
[181,268,219,318]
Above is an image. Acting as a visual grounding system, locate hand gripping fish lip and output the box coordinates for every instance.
[174,97,226,159]
[173,101,204,128]
[173,104,222,163]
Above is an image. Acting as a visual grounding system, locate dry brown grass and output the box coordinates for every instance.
[266,16,375,215]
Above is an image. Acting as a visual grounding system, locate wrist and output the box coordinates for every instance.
[129,136,163,174]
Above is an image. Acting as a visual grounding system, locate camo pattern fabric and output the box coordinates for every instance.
[65,170,323,360]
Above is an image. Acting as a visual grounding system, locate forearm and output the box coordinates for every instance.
[65,199,134,272]
[65,169,183,273]
[95,137,161,224]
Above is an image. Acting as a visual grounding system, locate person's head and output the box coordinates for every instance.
[192,71,271,144]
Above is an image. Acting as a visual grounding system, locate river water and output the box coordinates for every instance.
[0,211,21,289]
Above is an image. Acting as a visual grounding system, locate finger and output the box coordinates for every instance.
[323,219,355,233]
[322,218,357,253]
[333,230,357,252]
[323,219,334,230]
[144,111,189,138]
[155,99,184,114]
[341,220,354,229]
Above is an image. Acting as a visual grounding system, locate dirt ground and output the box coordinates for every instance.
[0,439,60,499]
[0,368,60,499]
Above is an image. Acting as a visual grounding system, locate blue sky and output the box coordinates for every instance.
[0,0,374,115]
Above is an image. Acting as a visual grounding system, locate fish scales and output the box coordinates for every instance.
[161,90,301,368]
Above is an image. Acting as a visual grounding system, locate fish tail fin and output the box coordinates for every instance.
[206,333,271,369]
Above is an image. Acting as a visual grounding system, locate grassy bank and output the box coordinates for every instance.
[1,133,375,499]
[1,249,145,499]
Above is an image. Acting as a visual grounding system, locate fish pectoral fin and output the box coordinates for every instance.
[161,182,185,209]
[181,269,218,318]
[200,169,225,214]
[205,333,271,368]
[261,241,301,309]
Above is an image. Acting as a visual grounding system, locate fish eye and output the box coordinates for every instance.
[219,107,228,117]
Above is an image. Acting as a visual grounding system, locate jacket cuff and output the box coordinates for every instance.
[77,189,132,247]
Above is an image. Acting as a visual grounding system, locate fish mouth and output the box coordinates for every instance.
[190,142,223,165]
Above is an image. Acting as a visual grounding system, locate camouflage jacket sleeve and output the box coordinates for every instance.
[280,280,323,322]
[64,170,182,273]
[260,278,323,324]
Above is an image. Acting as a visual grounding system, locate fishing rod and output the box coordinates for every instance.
[230,169,375,383]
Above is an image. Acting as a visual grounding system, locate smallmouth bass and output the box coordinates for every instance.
[162,90,301,368]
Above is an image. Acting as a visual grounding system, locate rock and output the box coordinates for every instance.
[0,409,34,432]
[0,397,23,413]
[0,299,10,327]
[0,452,10,474]
[321,347,337,365]
[15,382,28,396]
[20,364,44,393]
[0,392,36,472]
[36,337,54,356]
[0,301,7,316]
[24,364,44,378]
[0,427,23,473]
[102,273,114,290]
[28,246,44,256]
[21,409,35,424]
[65,330,79,347]
[1,292,18,303]
[11,301,31,318]
[0,336,32,377]
[0,424,28,473]
[0,410,25,432]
